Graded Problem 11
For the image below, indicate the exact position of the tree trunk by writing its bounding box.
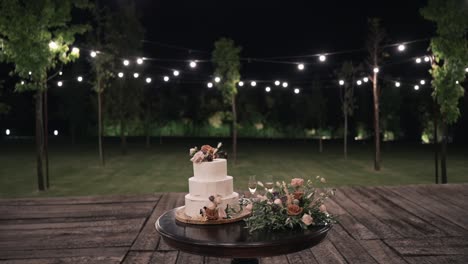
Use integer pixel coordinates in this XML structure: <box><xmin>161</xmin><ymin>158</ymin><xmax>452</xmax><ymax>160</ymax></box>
<box><xmin>121</xmin><ymin>120</ymin><xmax>127</xmax><ymax>155</ymax></box>
<box><xmin>97</xmin><ymin>90</ymin><xmax>105</xmax><ymax>166</ymax></box>
<box><xmin>372</xmin><ymin>71</ymin><xmax>381</xmax><ymax>171</ymax></box>
<box><xmin>70</xmin><ymin>122</ymin><xmax>76</xmax><ymax>146</ymax></box>
<box><xmin>35</xmin><ymin>90</ymin><xmax>45</xmax><ymax>191</ymax></box>
<box><xmin>231</xmin><ymin>95</ymin><xmax>237</xmax><ymax>164</ymax></box>
<box><xmin>440</xmin><ymin>121</ymin><xmax>447</xmax><ymax>184</ymax></box>
<box><xmin>433</xmin><ymin>107</ymin><xmax>439</xmax><ymax>184</ymax></box>
<box><xmin>344</xmin><ymin>110</ymin><xmax>348</xmax><ymax>160</ymax></box>
<box><xmin>319</xmin><ymin>137</ymin><xmax>323</xmax><ymax>153</ymax></box>
<box><xmin>44</xmin><ymin>87</ymin><xmax>49</xmax><ymax>189</ymax></box>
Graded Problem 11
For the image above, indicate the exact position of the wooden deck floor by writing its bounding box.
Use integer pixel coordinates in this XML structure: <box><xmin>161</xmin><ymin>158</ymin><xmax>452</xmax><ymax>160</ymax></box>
<box><xmin>1</xmin><ymin>184</ymin><xmax>467</xmax><ymax>264</ymax></box>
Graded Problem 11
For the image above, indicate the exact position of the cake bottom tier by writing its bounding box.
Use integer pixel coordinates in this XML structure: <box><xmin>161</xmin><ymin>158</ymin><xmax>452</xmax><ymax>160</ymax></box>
<box><xmin>184</xmin><ymin>192</ymin><xmax>239</xmax><ymax>218</ymax></box>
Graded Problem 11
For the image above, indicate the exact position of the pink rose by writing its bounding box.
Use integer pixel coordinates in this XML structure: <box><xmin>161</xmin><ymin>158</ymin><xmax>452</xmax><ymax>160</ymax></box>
<box><xmin>245</xmin><ymin>203</ymin><xmax>253</xmax><ymax>212</ymax></box>
<box><xmin>301</xmin><ymin>214</ymin><xmax>314</xmax><ymax>226</ymax></box>
<box><xmin>218</xmin><ymin>208</ymin><xmax>227</xmax><ymax>219</ymax></box>
<box><xmin>190</xmin><ymin>151</ymin><xmax>205</xmax><ymax>163</ymax></box>
<box><xmin>274</xmin><ymin>198</ymin><xmax>283</xmax><ymax>207</ymax></box>
<box><xmin>319</xmin><ymin>204</ymin><xmax>327</xmax><ymax>213</ymax></box>
<box><xmin>291</xmin><ymin>178</ymin><xmax>304</xmax><ymax>187</ymax></box>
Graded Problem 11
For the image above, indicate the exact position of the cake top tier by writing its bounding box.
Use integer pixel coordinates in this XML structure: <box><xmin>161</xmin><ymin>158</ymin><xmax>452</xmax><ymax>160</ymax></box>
<box><xmin>193</xmin><ymin>158</ymin><xmax>228</xmax><ymax>181</ymax></box>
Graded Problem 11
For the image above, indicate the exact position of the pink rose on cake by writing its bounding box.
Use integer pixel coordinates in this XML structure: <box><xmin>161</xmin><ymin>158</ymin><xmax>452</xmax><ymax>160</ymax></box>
<box><xmin>190</xmin><ymin>151</ymin><xmax>205</xmax><ymax>163</ymax></box>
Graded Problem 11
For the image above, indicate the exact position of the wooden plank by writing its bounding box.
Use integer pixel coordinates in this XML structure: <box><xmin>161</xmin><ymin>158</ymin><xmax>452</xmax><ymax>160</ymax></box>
<box><xmin>0</xmin><ymin>247</ymin><xmax>127</xmax><ymax>260</ymax></box>
<box><xmin>387</xmin><ymin>186</ymin><xmax>468</xmax><ymax>230</ymax></box>
<box><xmin>405</xmin><ymin>255</ymin><xmax>468</xmax><ymax>264</ymax></box>
<box><xmin>157</xmin><ymin>193</ymin><xmax>186</xmax><ymax>251</ymax></box>
<box><xmin>384</xmin><ymin>237</ymin><xmax>468</xmax><ymax>256</ymax></box>
<box><xmin>0</xmin><ymin>202</ymin><xmax>155</xmax><ymax>220</ymax></box>
<box><xmin>131</xmin><ymin>193</ymin><xmax>181</xmax><ymax>251</ymax></box>
<box><xmin>0</xmin><ymin>218</ymin><xmax>144</xmax><ymax>231</ymax></box>
<box><xmin>0</xmin><ymin>256</ymin><xmax>122</xmax><ymax>264</ymax></box>
<box><xmin>417</xmin><ymin>185</ymin><xmax>468</xmax><ymax>211</ymax></box>
<box><xmin>347</xmin><ymin>186</ymin><xmax>446</xmax><ymax>238</ymax></box>
<box><xmin>358</xmin><ymin>240</ymin><xmax>407</xmax><ymax>264</ymax></box>
<box><xmin>325</xmin><ymin>224</ymin><xmax>377</xmax><ymax>264</ymax></box>
<box><xmin>287</xmin><ymin>248</ymin><xmax>319</xmax><ymax>264</ymax></box>
<box><xmin>176</xmin><ymin>252</ymin><xmax>204</xmax><ymax>264</ymax></box>
<box><xmin>121</xmin><ymin>251</ymin><xmax>154</xmax><ymax>264</ymax></box>
<box><xmin>0</xmin><ymin>194</ymin><xmax>161</xmax><ymax>206</ymax></box>
<box><xmin>331</xmin><ymin>188</ymin><xmax>402</xmax><ymax>239</ymax></box>
<box><xmin>148</xmin><ymin>251</ymin><xmax>178</xmax><ymax>264</ymax></box>
<box><xmin>204</xmin><ymin>257</ymin><xmax>231</xmax><ymax>264</ymax></box>
<box><xmin>259</xmin><ymin>256</ymin><xmax>289</xmax><ymax>264</ymax></box>
<box><xmin>310</xmin><ymin>239</ymin><xmax>346</xmax><ymax>264</ymax></box>
<box><xmin>374</xmin><ymin>186</ymin><xmax>468</xmax><ymax>236</ymax></box>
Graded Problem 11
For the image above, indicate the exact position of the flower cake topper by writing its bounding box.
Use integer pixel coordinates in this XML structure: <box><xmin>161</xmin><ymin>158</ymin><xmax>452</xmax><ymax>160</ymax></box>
<box><xmin>189</xmin><ymin>142</ymin><xmax>227</xmax><ymax>163</ymax></box>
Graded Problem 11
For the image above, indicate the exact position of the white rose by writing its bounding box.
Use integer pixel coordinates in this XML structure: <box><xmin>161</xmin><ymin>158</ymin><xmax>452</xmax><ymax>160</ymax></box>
<box><xmin>301</xmin><ymin>214</ymin><xmax>314</xmax><ymax>226</ymax></box>
<box><xmin>274</xmin><ymin>198</ymin><xmax>283</xmax><ymax>207</ymax></box>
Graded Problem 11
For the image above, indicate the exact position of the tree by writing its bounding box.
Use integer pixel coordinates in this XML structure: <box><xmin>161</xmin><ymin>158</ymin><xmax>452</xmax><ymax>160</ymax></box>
<box><xmin>421</xmin><ymin>0</ymin><xmax>467</xmax><ymax>183</ymax></box>
<box><xmin>337</xmin><ymin>62</ymin><xmax>359</xmax><ymax>160</ymax></box>
<box><xmin>0</xmin><ymin>81</ymin><xmax>10</xmax><ymax>115</ymax></box>
<box><xmin>366</xmin><ymin>18</ymin><xmax>386</xmax><ymax>171</ymax></box>
<box><xmin>212</xmin><ymin>38</ymin><xmax>242</xmax><ymax>163</ymax></box>
<box><xmin>0</xmin><ymin>0</ymin><xmax>90</xmax><ymax>191</ymax></box>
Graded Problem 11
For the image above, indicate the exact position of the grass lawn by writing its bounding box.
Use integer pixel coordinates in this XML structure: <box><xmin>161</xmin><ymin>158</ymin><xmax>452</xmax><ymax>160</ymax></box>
<box><xmin>1</xmin><ymin>138</ymin><xmax>467</xmax><ymax>198</ymax></box>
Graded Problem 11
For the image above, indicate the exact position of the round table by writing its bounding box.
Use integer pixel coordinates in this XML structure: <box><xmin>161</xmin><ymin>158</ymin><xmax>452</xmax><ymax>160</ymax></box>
<box><xmin>155</xmin><ymin>207</ymin><xmax>331</xmax><ymax>264</ymax></box>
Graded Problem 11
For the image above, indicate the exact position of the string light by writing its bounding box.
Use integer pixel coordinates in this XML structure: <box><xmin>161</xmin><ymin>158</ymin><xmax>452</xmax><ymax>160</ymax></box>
<box><xmin>339</xmin><ymin>80</ymin><xmax>344</xmax><ymax>86</ymax></box>
<box><xmin>136</xmin><ymin>58</ymin><xmax>144</xmax><ymax>64</ymax></box>
<box><xmin>90</xmin><ymin>51</ymin><xmax>97</xmax><ymax>58</ymax></box>
<box><xmin>163</xmin><ymin>76</ymin><xmax>170</xmax><ymax>82</ymax></box>
<box><xmin>214</xmin><ymin>76</ymin><xmax>221</xmax><ymax>83</ymax></box>
<box><xmin>146</xmin><ymin>77</ymin><xmax>152</xmax><ymax>83</ymax></box>
<box><xmin>282</xmin><ymin>82</ymin><xmax>288</xmax><ymax>88</ymax></box>
<box><xmin>54</xmin><ymin>130</ymin><xmax>59</xmax><ymax>136</ymax></box>
<box><xmin>265</xmin><ymin>86</ymin><xmax>271</xmax><ymax>92</ymax></box>
<box><xmin>123</xmin><ymin>60</ymin><xmax>130</xmax><ymax>66</ymax></box>
<box><xmin>118</xmin><ymin>72</ymin><xmax>124</xmax><ymax>78</ymax></box>
<box><xmin>424</xmin><ymin>56</ymin><xmax>430</xmax><ymax>62</ymax></box>
<box><xmin>456</xmin><ymin>81</ymin><xmax>459</xmax><ymax>84</ymax></box>
<box><xmin>373</xmin><ymin>67</ymin><xmax>379</xmax><ymax>73</ymax></box>
<box><xmin>414</xmin><ymin>85</ymin><xmax>419</xmax><ymax>90</ymax></box>
<box><xmin>207</xmin><ymin>82</ymin><xmax>213</xmax><ymax>88</ymax></box>
<box><xmin>294</xmin><ymin>88</ymin><xmax>300</xmax><ymax>94</ymax></box>
<box><xmin>397</xmin><ymin>44</ymin><xmax>406</xmax><ymax>51</ymax></box>
<box><xmin>274</xmin><ymin>80</ymin><xmax>280</xmax><ymax>86</ymax></box>
<box><xmin>465</xmin><ymin>67</ymin><xmax>468</xmax><ymax>72</ymax></box>
<box><xmin>59</xmin><ymin>71</ymin><xmax>63</xmax><ymax>76</ymax></box>
<box><xmin>395</xmin><ymin>82</ymin><xmax>401</xmax><ymax>87</ymax></box>
<box><xmin>416</xmin><ymin>58</ymin><xmax>422</xmax><ymax>63</ymax></box>
<box><xmin>21</xmin><ymin>81</ymin><xmax>25</xmax><ymax>85</ymax></box>
<box><xmin>5</xmin><ymin>129</ymin><xmax>10</xmax><ymax>136</ymax></box>
<box><xmin>71</xmin><ymin>47</ymin><xmax>79</xmax><ymax>55</ymax></box>
<box><xmin>173</xmin><ymin>70</ymin><xmax>180</xmax><ymax>76</ymax></box>
<box><xmin>420</xmin><ymin>80</ymin><xmax>425</xmax><ymax>85</ymax></box>
<box><xmin>28</xmin><ymin>71</ymin><xmax>32</xmax><ymax>75</ymax></box>
<box><xmin>133</xmin><ymin>73</ymin><xmax>139</xmax><ymax>78</ymax></box>
<box><xmin>363</xmin><ymin>77</ymin><xmax>369</xmax><ymax>82</ymax></box>
<box><xmin>357</xmin><ymin>80</ymin><xmax>362</xmax><ymax>86</ymax></box>
<box><xmin>189</xmin><ymin>61</ymin><xmax>197</xmax><ymax>68</ymax></box>
<box><xmin>57</xmin><ymin>81</ymin><xmax>63</xmax><ymax>87</ymax></box>
<box><xmin>238</xmin><ymin>81</ymin><xmax>244</xmax><ymax>87</ymax></box>
<box><xmin>251</xmin><ymin>81</ymin><xmax>257</xmax><ymax>87</ymax></box>
<box><xmin>48</xmin><ymin>41</ymin><xmax>58</xmax><ymax>50</ymax></box>
<box><xmin>77</xmin><ymin>76</ymin><xmax>83</xmax><ymax>82</ymax></box>
<box><xmin>297</xmin><ymin>63</ymin><xmax>305</xmax><ymax>70</ymax></box>
<box><xmin>319</xmin><ymin>55</ymin><xmax>326</xmax><ymax>62</ymax></box>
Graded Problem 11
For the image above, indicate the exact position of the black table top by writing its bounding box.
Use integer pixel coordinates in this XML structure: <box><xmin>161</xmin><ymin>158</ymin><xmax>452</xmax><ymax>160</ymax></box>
<box><xmin>155</xmin><ymin>207</ymin><xmax>331</xmax><ymax>258</ymax></box>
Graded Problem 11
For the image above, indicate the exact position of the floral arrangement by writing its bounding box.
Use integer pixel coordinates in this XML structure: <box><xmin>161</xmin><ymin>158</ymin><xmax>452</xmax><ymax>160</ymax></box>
<box><xmin>189</xmin><ymin>142</ymin><xmax>227</xmax><ymax>163</ymax></box>
<box><xmin>198</xmin><ymin>195</ymin><xmax>238</xmax><ymax>221</ymax></box>
<box><xmin>244</xmin><ymin>176</ymin><xmax>336</xmax><ymax>233</ymax></box>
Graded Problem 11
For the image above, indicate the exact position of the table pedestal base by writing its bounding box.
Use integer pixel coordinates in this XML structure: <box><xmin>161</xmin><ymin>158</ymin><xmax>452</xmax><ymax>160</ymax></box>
<box><xmin>231</xmin><ymin>258</ymin><xmax>259</xmax><ymax>264</ymax></box>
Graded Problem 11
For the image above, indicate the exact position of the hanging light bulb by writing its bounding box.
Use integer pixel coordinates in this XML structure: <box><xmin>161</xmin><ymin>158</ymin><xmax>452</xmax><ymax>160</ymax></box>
<box><xmin>146</xmin><ymin>77</ymin><xmax>152</xmax><ymax>83</ymax></box>
<box><xmin>189</xmin><ymin>61</ymin><xmax>197</xmax><ymax>68</ymax></box>
<box><xmin>48</xmin><ymin>41</ymin><xmax>58</xmax><ymax>50</ymax></box>
<box><xmin>414</xmin><ymin>85</ymin><xmax>420</xmax><ymax>90</ymax></box>
<box><xmin>274</xmin><ymin>80</ymin><xmax>280</xmax><ymax>86</ymax></box>
<box><xmin>373</xmin><ymin>67</ymin><xmax>379</xmax><ymax>73</ymax></box>
<box><xmin>415</xmin><ymin>58</ymin><xmax>422</xmax><ymax>63</ymax></box>
<box><xmin>395</xmin><ymin>82</ymin><xmax>401</xmax><ymax>87</ymax></box>
<box><xmin>397</xmin><ymin>44</ymin><xmax>405</xmax><ymax>51</ymax></box>
<box><xmin>136</xmin><ymin>58</ymin><xmax>144</xmax><ymax>64</ymax></box>
<box><xmin>424</xmin><ymin>56</ymin><xmax>430</xmax><ymax>62</ymax></box>
<box><xmin>90</xmin><ymin>51</ymin><xmax>97</xmax><ymax>58</ymax></box>
<box><xmin>5</xmin><ymin>129</ymin><xmax>10</xmax><ymax>136</ymax></box>
<box><xmin>465</xmin><ymin>67</ymin><xmax>468</xmax><ymax>72</ymax></box>
<box><xmin>319</xmin><ymin>55</ymin><xmax>326</xmax><ymax>62</ymax></box>
<box><xmin>207</xmin><ymin>82</ymin><xmax>213</xmax><ymax>88</ymax></box>
<box><xmin>363</xmin><ymin>77</ymin><xmax>369</xmax><ymax>82</ymax></box>
<box><xmin>238</xmin><ymin>81</ymin><xmax>244</xmax><ymax>87</ymax></box>
<box><xmin>294</xmin><ymin>88</ymin><xmax>300</xmax><ymax>94</ymax></box>
<box><xmin>123</xmin><ymin>59</ymin><xmax>130</xmax><ymax>66</ymax></box>
<box><xmin>420</xmin><ymin>80</ymin><xmax>425</xmax><ymax>85</ymax></box>
<box><xmin>77</xmin><ymin>76</ymin><xmax>83</xmax><ymax>82</ymax></box>
<box><xmin>250</xmin><ymin>81</ymin><xmax>257</xmax><ymax>87</ymax></box>
<box><xmin>265</xmin><ymin>86</ymin><xmax>271</xmax><ymax>92</ymax></box>
<box><xmin>456</xmin><ymin>81</ymin><xmax>459</xmax><ymax>84</ymax></box>
<box><xmin>71</xmin><ymin>47</ymin><xmax>79</xmax><ymax>55</ymax></box>
<box><xmin>54</xmin><ymin>130</ymin><xmax>59</xmax><ymax>136</ymax></box>
<box><xmin>57</xmin><ymin>81</ymin><xmax>63</xmax><ymax>87</ymax></box>
<box><xmin>214</xmin><ymin>76</ymin><xmax>221</xmax><ymax>83</ymax></box>
<box><xmin>21</xmin><ymin>81</ymin><xmax>25</xmax><ymax>85</ymax></box>
<box><xmin>118</xmin><ymin>72</ymin><xmax>124</xmax><ymax>78</ymax></box>
<box><xmin>357</xmin><ymin>80</ymin><xmax>362</xmax><ymax>86</ymax></box>
<box><xmin>339</xmin><ymin>80</ymin><xmax>345</xmax><ymax>86</ymax></box>
<box><xmin>163</xmin><ymin>76</ymin><xmax>170</xmax><ymax>82</ymax></box>
<box><xmin>173</xmin><ymin>70</ymin><xmax>180</xmax><ymax>76</ymax></box>
<box><xmin>297</xmin><ymin>63</ymin><xmax>305</xmax><ymax>70</ymax></box>
<box><xmin>133</xmin><ymin>73</ymin><xmax>139</xmax><ymax>78</ymax></box>
<box><xmin>282</xmin><ymin>82</ymin><xmax>288</xmax><ymax>88</ymax></box>
<box><xmin>59</xmin><ymin>71</ymin><xmax>63</xmax><ymax>76</ymax></box>
<box><xmin>28</xmin><ymin>71</ymin><xmax>32</xmax><ymax>75</ymax></box>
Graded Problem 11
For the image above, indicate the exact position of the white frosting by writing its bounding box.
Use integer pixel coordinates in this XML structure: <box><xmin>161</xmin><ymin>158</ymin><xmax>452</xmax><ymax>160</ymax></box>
<box><xmin>184</xmin><ymin>192</ymin><xmax>239</xmax><ymax>218</ymax></box>
<box><xmin>193</xmin><ymin>159</ymin><xmax>227</xmax><ymax>181</ymax></box>
<box><xmin>189</xmin><ymin>176</ymin><xmax>234</xmax><ymax>197</ymax></box>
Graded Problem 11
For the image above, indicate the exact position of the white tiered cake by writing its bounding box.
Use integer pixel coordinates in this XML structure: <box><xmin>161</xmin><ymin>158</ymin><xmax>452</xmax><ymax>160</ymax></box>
<box><xmin>184</xmin><ymin>159</ymin><xmax>239</xmax><ymax>218</ymax></box>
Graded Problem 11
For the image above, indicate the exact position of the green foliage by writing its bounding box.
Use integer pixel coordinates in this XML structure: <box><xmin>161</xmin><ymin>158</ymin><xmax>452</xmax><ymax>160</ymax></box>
<box><xmin>212</xmin><ymin>38</ymin><xmax>242</xmax><ymax>105</ymax></box>
<box><xmin>0</xmin><ymin>0</ymin><xmax>91</xmax><ymax>91</ymax></box>
<box><xmin>380</xmin><ymin>82</ymin><xmax>402</xmax><ymax>139</ymax></box>
<box><xmin>337</xmin><ymin>61</ymin><xmax>359</xmax><ymax>116</ymax></box>
<box><xmin>0</xmin><ymin>81</ymin><xmax>10</xmax><ymax>115</ymax></box>
<box><xmin>420</xmin><ymin>0</ymin><xmax>468</xmax><ymax>124</ymax></box>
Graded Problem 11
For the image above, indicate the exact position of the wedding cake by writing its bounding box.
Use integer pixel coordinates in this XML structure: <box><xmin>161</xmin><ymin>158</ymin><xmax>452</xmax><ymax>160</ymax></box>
<box><xmin>185</xmin><ymin>143</ymin><xmax>239</xmax><ymax>220</ymax></box>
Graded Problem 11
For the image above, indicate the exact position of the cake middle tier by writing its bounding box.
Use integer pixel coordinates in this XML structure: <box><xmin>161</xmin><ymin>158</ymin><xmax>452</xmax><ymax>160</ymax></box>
<box><xmin>188</xmin><ymin>176</ymin><xmax>234</xmax><ymax>197</ymax></box>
